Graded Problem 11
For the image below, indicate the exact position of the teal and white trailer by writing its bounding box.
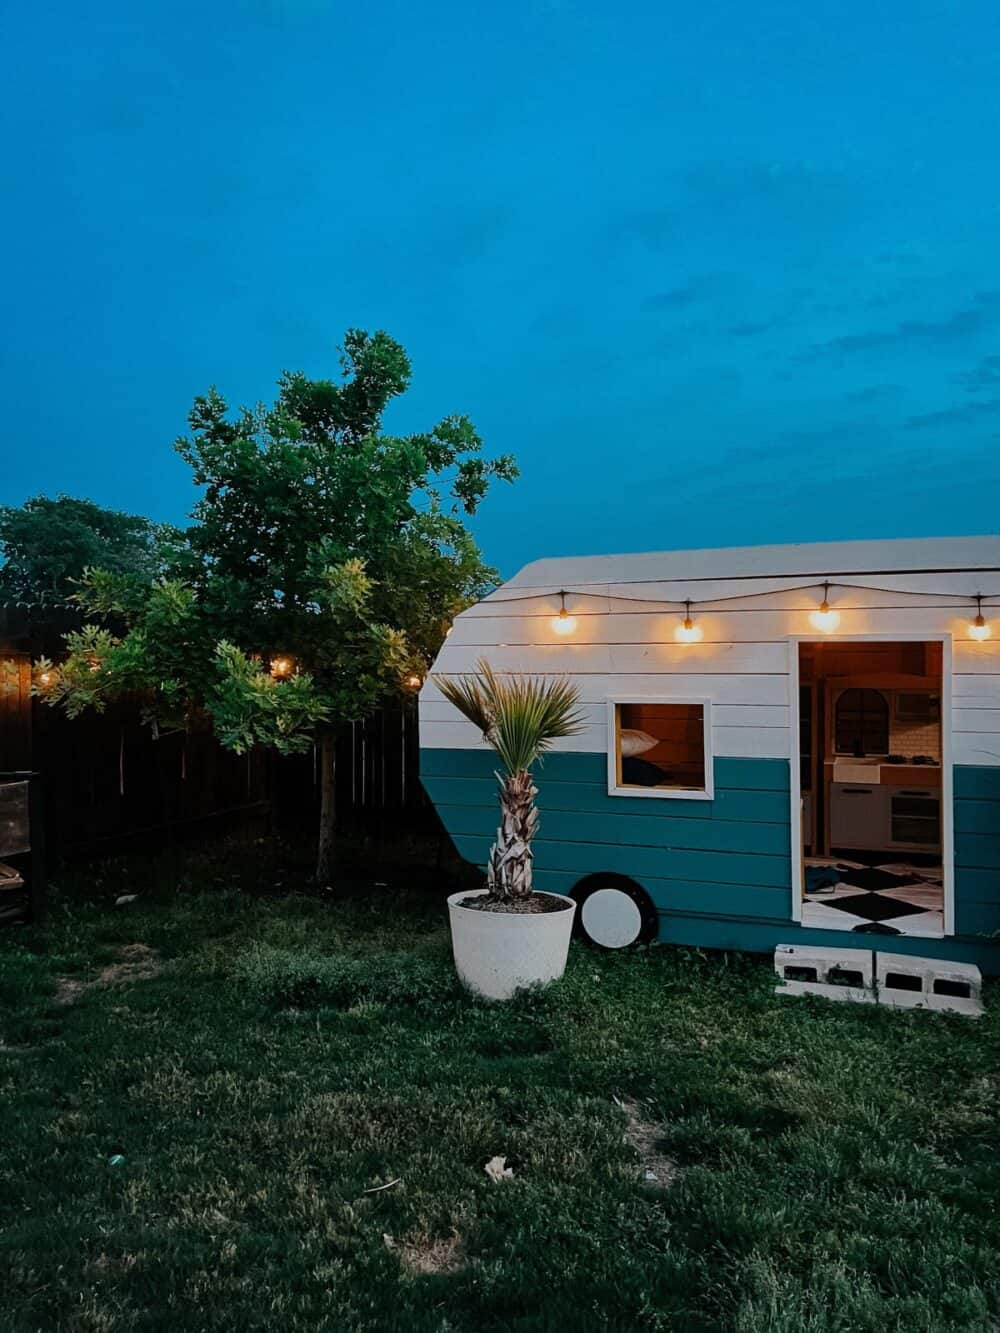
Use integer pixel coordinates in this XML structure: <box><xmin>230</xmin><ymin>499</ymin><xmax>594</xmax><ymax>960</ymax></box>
<box><xmin>420</xmin><ymin>537</ymin><xmax>1000</xmax><ymax>974</ymax></box>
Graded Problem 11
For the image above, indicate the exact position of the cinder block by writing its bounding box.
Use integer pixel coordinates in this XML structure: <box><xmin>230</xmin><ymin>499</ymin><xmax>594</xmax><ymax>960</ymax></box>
<box><xmin>876</xmin><ymin>952</ymin><xmax>984</xmax><ymax>1017</ymax></box>
<box><xmin>774</xmin><ymin>944</ymin><xmax>876</xmax><ymax>1004</ymax></box>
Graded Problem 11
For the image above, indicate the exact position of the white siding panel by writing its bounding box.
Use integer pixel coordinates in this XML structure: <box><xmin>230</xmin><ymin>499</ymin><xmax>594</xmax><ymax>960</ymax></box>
<box><xmin>420</xmin><ymin>718</ymin><xmax>607</xmax><ymax>752</ymax></box>
<box><xmin>953</xmin><ymin>642</ymin><xmax>1000</xmax><ymax>672</ymax></box>
<box><xmin>952</xmin><ymin>675</ymin><xmax>1000</xmax><ymax>708</ymax></box>
<box><xmin>436</xmin><ymin>641</ymin><xmax>791</xmax><ymax>676</ymax></box>
<box><xmin>420</xmin><ymin>701</ymin><xmax>790</xmax><ymax>731</ymax></box>
<box><xmin>423</xmin><ymin>673</ymin><xmax>790</xmax><ymax>707</ymax></box>
<box><xmin>421</xmin><ymin>712</ymin><xmax>791</xmax><ymax>759</ymax></box>
<box><xmin>450</xmin><ymin>607</ymin><xmax>986</xmax><ymax>646</ymax></box>
<box><xmin>712</xmin><ymin>727</ymin><xmax>790</xmax><ymax>759</ymax></box>
<box><xmin>954</xmin><ymin>709</ymin><xmax>1000</xmax><ymax>734</ymax></box>
<box><xmin>954</xmin><ymin>733</ymin><xmax>1000</xmax><ymax>765</ymax></box>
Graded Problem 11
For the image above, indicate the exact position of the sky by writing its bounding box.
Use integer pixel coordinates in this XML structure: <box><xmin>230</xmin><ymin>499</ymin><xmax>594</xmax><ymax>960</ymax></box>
<box><xmin>3</xmin><ymin>0</ymin><xmax>1000</xmax><ymax>578</ymax></box>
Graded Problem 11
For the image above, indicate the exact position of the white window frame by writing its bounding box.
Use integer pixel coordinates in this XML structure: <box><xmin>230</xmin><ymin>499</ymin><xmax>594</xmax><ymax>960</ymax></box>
<box><xmin>606</xmin><ymin>696</ymin><xmax>715</xmax><ymax>801</ymax></box>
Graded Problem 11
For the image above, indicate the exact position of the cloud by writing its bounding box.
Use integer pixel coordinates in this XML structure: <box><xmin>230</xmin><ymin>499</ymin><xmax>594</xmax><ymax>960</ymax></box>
<box><xmin>729</xmin><ymin>320</ymin><xmax>773</xmax><ymax>337</ymax></box>
<box><xmin>602</xmin><ymin>208</ymin><xmax>676</xmax><ymax>249</ymax></box>
<box><xmin>642</xmin><ymin>286</ymin><xmax>701</xmax><ymax>312</ymax></box>
<box><xmin>905</xmin><ymin>398</ymin><xmax>1000</xmax><ymax>429</ymax></box>
<box><xmin>957</xmin><ymin>354</ymin><xmax>1000</xmax><ymax>393</ymax></box>
<box><xmin>809</xmin><ymin>291</ymin><xmax>1000</xmax><ymax>355</ymax></box>
<box><xmin>678</xmin><ymin>159</ymin><xmax>840</xmax><ymax>208</ymax></box>
<box><xmin>845</xmin><ymin>384</ymin><xmax>904</xmax><ymax>403</ymax></box>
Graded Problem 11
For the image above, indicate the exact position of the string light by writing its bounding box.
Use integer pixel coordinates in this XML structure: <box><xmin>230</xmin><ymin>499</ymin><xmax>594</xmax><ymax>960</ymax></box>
<box><xmin>675</xmin><ymin>600</ymin><xmax>702</xmax><ymax>643</ymax></box>
<box><xmin>404</xmin><ymin>673</ymin><xmax>423</xmax><ymax>689</ymax></box>
<box><xmin>970</xmin><ymin>595</ymin><xmax>991</xmax><ymax>641</ymax></box>
<box><xmin>551</xmin><ymin>590</ymin><xmax>577</xmax><ymax>636</ymax></box>
<box><xmin>810</xmin><ymin>583</ymin><xmax>840</xmax><ymax>632</ymax></box>
<box><xmin>38</xmin><ymin>670</ymin><xmax>53</xmax><ymax>687</ymax></box>
<box><xmin>269</xmin><ymin>656</ymin><xmax>294</xmax><ymax>680</ymax></box>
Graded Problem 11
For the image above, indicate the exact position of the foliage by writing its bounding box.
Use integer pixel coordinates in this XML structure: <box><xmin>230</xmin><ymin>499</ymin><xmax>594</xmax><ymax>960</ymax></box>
<box><xmin>437</xmin><ymin>659</ymin><xmax>585</xmax><ymax>774</ymax></box>
<box><xmin>39</xmin><ymin>331</ymin><xmax>517</xmax><ymax>868</ymax></box>
<box><xmin>0</xmin><ymin>879</ymin><xmax>997</xmax><ymax>1331</ymax></box>
<box><xmin>437</xmin><ymin>662</ymin><xmax>584</xmax><ymax>899</ymax></box>
<box><xmin>0</xmin><ymin>494</ymin><xmax>170</xmax><ymax>603</ymax></box>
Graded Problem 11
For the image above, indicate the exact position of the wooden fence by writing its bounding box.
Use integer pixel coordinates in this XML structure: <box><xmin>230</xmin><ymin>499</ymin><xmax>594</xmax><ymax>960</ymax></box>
<box><xmin>0</xmin><ymin>605</ymin><xmax>451</xmax><ymax>870</ymax></box>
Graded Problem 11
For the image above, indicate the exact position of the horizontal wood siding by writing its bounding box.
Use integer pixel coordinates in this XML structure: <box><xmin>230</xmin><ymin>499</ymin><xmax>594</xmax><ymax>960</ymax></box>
<box><xmin>953</xmin><ymin>765</ymin><xmax>1000</xmax><ymax>940</ymax></box>
<box><xmin>424</xmin><ymin>751</ymin><xmax>793</xmax><ymax>907</ymax></box>
<box><xmin>421</xmin><ymin>747</ymin><xmax>1000</xmax><ymax>968</ymax></box>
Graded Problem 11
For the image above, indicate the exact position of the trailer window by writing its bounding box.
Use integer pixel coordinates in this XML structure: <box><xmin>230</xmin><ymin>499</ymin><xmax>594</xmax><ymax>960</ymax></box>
<box><xmin>608</xmin><ymin>700</ymin><xmax>713</xmax><ymax>800</ymax></box>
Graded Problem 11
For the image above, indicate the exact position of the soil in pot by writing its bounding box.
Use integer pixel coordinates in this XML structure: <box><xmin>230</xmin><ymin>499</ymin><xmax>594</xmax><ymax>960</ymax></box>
<box><xmin>456</xmin><ymin>892</ymin><xmax>569</xmax><ymax>915</ymax></box>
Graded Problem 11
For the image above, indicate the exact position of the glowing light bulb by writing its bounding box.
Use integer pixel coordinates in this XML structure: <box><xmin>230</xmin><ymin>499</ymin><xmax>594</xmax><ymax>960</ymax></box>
<box><xmin>404</xmin><ymin>674</ymin><xmax>423</xmax><ymax>689</ymax></box>
<box><xmin>269</xmin><ymin>656</ymin><xmax>294</xmax><ymax>680</ymax></box>
<box><xmin>551</xmin><ymin>591</ymin><xmax>576</xmax><ymax>635</ymax></box>
<box><xmin>38</xmin><ymin>671</ymin><xmax>52</xmax><ymax>687</ymax></box>
<box><xmin>970</xmin><ymin>596</ymin><xmax>991</xmax><ymax>641</ymax></box>
<box><xmin>675</xmin><ymin>601</ymin><xmax>702</xmax><ymax>643</ymax></box>
<box><xmin>810</xmin><ymin>583</ymin><xmax>839</xmax><ymax>632</ymax></box>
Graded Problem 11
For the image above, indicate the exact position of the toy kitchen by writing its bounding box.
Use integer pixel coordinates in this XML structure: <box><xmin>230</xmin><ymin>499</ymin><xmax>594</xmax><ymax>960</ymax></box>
<box><xmin>800</xmin><ymin>642</ymin><xmax>944</xmax><ymax>859</ymax></box>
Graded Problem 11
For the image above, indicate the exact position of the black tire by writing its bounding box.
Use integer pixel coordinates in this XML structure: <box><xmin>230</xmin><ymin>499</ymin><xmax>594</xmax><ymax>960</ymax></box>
<box><xmin>570</xmin><ymin>873</ymin><xmax>658</xmax><ymax>950</ymax></box>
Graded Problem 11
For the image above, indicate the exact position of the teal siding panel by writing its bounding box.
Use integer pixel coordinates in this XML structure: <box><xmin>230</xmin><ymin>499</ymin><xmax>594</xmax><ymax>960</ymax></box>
<box><xmin>420</xmin><ymin>749</ymin><xmax>790</xmax><ymax>793</ymax></box>
<box><xmin>953</xmin><ymin>867</ymin><xmax>1000</xmax><ymax>904</ymax></box>
<box><xmin>953</xmin><ymin>799</ymin><xmax>1000</xmax><ymax>835</ymax></box>
<box><xmin>954</xmin><ymin>767</ymin><xmax>1000</xmax><ymax>934</ymax></box>
<box><xmin>451</xmin><ymin>833</ymin><xmax>792</xmax><ymax>889</ymax></box>
<box><xmin>714</xmin><ymin>757</ymin><xmax>790</xmax><ymax>791</ymax></box>
<box><xmin>954</xmin><ymin>831</ymin><xmax>1000</xmax><ymax>870</ymax></box>
<box><xmin>953</xmin><ymin>902</ymin><xmax>1000</xmax><ymax>934</ymax></box>
<box><xmin>437</xmin><ymin>803</ymin><xmax>790</xmax><ymax>856</ymax></box>
<box><xmin>423</xmin><ymin>775</ymin><xmax>791</xmax><ymax>824</ymax></box>
<box><xmin>532</xmin><ymin>867</ymin><xmax>792</xmax><ymax>920</ymax></box>
<box><xmin>954</xmin><ymin>766</ymin><xmax>1000</xmax><ymax>800</ymax></box>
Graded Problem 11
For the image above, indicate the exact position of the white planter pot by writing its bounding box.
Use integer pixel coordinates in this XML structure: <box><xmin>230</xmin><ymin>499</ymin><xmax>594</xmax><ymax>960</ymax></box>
<box><xmin>447</xmin><ymin>889</ymin><xmax>577</xmax><ymax>1000</ymax></box>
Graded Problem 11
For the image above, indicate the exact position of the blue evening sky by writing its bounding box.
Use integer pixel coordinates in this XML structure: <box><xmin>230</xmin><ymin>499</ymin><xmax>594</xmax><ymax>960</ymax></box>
<box><xmin>3</xmin><ymin>1</ymin><xmax>1000</xmax><ymax>576</ymax></box>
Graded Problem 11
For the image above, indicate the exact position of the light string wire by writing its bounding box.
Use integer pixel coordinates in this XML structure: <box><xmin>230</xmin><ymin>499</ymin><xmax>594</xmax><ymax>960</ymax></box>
<box><xmin>475</xmin><ymin>578</ymin><xmax>998</xmax><ymax>613</ymax></box>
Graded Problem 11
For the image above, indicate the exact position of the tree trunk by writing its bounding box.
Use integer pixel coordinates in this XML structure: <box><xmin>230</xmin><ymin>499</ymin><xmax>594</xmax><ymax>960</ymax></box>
<box><xmin>487</xmin><ymin>769</ymin><xmax>539</xmax><ymax>901</ymax></box>
<box><xmin>316</xmin><ymin>734</ymin><xmax>336</xmax><ymax>886</ymax></box>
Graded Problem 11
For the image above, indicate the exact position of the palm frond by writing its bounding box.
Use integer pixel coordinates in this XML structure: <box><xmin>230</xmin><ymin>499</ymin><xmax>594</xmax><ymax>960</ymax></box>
<box><xmin>436</xmin><ymin>659</ymin><xmax>585</xmax><ymax>774</ymax></box>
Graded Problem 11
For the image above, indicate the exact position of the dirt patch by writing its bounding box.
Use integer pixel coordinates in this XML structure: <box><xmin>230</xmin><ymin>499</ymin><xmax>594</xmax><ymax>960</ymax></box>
<box><xmin>55</xmin><ymin>944</ymin><xmax>163</xmax><ymax>1006</ymax></box>
<box><xmin>385</xmin><ymin>1231</ymin><xmax>465</xmax><ymax>1277</ymax></box>
<box><xmin>615</xmin><ymin>1095</ymin><xmax>678</xmax><ymax>1189</ymax></box>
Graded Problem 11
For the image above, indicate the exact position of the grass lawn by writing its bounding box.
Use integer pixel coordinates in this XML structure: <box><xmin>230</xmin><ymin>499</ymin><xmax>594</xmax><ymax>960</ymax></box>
<box><xmin>2</xmin><ymin>865</ymin><xmax>998</xmax><ymax>1332</ymax></box>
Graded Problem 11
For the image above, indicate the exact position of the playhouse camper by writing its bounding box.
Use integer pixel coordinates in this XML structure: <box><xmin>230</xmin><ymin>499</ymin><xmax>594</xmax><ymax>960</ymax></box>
<box><xmin>420</xmin><ymin>537</ymin><xmax>1000</xmax><ymax>974</ymax></box>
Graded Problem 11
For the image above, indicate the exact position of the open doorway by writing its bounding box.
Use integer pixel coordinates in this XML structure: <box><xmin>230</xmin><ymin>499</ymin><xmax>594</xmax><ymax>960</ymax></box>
<box><xmin>795</xmin><ymin>639</ymin><xmax>947</xmax><ymax>939</ymax></box>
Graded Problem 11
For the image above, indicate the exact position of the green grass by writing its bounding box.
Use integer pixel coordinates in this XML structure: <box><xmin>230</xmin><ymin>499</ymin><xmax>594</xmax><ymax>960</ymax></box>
<box><xmin>1</xmin><ymin>867</ymin><xmax>998</xmax><ymax>1332</ymax></box>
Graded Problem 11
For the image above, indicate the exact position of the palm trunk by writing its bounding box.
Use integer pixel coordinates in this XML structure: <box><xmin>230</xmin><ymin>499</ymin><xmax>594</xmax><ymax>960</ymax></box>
<box><xmin>316</xmin><ymin>734</ymin><xmax>336</xmax><ymax>886</ymax></box>
<box><xmin>487</xmin><ymin>769</ymin><xmax>539</xmax><ymax>901</ymax></box>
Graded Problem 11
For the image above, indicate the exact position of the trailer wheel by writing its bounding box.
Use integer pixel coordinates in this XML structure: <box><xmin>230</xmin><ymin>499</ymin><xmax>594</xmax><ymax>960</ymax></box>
<box><xmin>570</xmin><ymin>874</ymin><xmax>658</xmax><ymax>950</ymax></box>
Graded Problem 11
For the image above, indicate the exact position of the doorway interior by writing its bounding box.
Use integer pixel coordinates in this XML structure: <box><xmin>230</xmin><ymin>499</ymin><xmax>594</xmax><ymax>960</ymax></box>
<box><xmin>795</xmin><ymin>639</ymin><xmax>947</xmax><ymax>939</ymax></box>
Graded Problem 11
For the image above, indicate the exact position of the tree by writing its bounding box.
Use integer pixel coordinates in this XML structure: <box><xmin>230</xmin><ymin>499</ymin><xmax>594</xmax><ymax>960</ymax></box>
<box><xmin>0</xmin><ymin>495</ymin><xmax>169</xmax><ymax>603</ymax></box>
<box><xmin>38</xmin><ymin>330</ymin><xmax>517</xmax><ymax>884</ymax></box>
<box><xmin>436</xmin><ymin>662</ymin><xmax>584</xmax><ymax>902</ymax></box>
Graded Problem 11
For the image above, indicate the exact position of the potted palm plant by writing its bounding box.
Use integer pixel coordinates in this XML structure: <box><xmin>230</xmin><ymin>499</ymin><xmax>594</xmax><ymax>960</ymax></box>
<box><xmin>436</xmin><ymin>661</ymin><xmax>585</xmax><ymax>999</ymax></box>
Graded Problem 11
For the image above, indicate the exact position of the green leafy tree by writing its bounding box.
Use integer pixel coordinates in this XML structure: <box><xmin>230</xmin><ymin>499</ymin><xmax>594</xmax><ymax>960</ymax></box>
<box><xmin>38</xmin><ymin>330</ymin><xmax>517</xmax><ymax>884</ymax></box>
<box><xmin>0</xmin><ymin>495</ymin><xmax>169</xmax><ymax>603</ymax></box>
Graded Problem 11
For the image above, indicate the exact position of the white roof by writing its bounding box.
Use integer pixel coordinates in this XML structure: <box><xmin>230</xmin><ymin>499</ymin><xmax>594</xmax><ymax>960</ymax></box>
<box><xmin>502</xmin><ymin>536</ymin><xmax>1000</xmax><ymax>590</ymax></box>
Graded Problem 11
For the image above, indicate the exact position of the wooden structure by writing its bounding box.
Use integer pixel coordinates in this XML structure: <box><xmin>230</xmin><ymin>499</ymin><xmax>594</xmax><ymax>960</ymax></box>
<box><xmin>420</xmin><ymin>536</ymin><xmax>1000</xmax><ymax>972</ymax></box>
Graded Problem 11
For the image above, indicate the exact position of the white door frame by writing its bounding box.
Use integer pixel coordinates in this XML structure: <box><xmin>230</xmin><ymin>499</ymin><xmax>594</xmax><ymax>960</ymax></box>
<box><xmin>787</xmin><ymin>634</ymin><xmax>954</xmax><ymax>936</ymax></box>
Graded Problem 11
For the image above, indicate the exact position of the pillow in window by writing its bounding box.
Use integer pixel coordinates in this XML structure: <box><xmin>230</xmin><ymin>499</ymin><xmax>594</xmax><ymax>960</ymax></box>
<box><xmin>620</xmin><ymin>728</ymin><xmax>658</xmax><ymax>757</ymax></box>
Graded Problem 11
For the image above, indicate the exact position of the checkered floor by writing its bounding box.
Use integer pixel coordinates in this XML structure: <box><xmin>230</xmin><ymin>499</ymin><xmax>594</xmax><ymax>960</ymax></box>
<box><xmin>801</xmin><ymin>857</ymin><xmax>944</xmax><ymax>938</ymax></box>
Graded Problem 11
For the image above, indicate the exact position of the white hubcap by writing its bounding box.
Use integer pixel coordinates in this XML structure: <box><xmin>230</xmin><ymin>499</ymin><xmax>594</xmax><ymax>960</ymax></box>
<box><xmin>581</xmin><ymin>888</ymin><xmax>643</xmax><ymax>948</ymax></box>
